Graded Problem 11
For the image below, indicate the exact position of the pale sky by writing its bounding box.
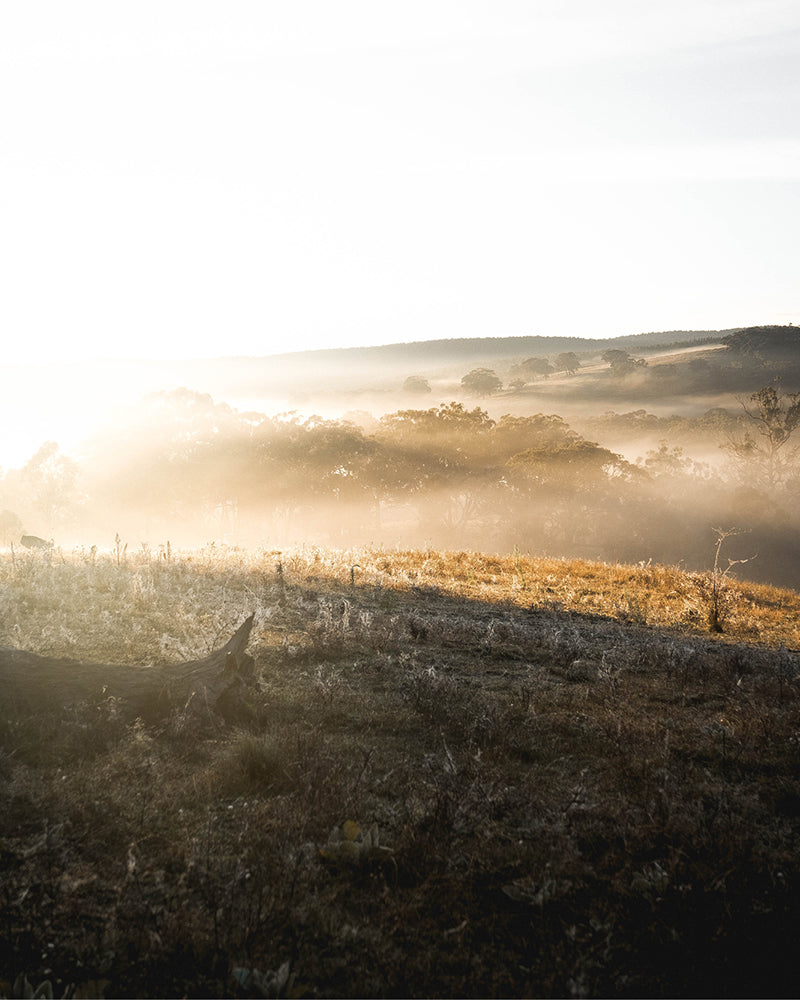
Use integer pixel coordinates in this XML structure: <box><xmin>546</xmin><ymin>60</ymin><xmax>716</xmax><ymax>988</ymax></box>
<box><xmin>1</xmin><ymin>0</ymin><xmax>799</xmax><ymax>364</ymax></box>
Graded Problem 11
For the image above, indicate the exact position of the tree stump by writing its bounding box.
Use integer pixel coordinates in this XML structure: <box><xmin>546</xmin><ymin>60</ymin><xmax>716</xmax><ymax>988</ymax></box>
<box><xmin>1</xmin><ymin>614</ymin><xmax>256</xmax><ymax>722</ymax></box>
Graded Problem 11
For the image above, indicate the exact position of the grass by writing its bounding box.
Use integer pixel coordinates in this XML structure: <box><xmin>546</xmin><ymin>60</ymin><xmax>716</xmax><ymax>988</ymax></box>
<box><xmin>1</xmin><ymin>543</ymin><xmax>799</xmax><ymax>997</ymax></box>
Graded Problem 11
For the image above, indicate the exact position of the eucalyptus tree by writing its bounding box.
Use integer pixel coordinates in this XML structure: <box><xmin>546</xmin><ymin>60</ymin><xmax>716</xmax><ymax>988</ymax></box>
<box><xmin>723</xmin><ymin>385</ymin><xmax>800</xmax><ymax>492</ymax></box>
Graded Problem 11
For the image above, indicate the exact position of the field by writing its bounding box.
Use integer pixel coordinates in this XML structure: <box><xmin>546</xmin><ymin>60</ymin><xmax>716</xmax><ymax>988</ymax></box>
<box><xmin>2</xmin><ymin>543</ymin><xmax>800</xmax><ymax>998</ymax></box>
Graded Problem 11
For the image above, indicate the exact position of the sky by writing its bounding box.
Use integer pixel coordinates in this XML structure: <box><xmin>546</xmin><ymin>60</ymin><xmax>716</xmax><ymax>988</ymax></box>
<box><xmin>1</xmin><ymin>0</ymin><xmax>799</xmax><ymax>364</ymax></box>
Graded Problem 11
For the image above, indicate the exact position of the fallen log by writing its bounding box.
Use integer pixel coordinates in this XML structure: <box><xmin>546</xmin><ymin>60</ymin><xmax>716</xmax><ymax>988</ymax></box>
<box><xmin>1</xmin><ymin>614</ymin><xmax>256</xmax><ymax>722</ymax></box>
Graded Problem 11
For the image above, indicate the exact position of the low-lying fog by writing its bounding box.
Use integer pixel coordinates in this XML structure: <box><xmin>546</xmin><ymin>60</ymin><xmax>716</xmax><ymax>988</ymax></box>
<box><xmin>2</xmin><ymin>330</ymin><xmax>799</xmax><ymax>590</ymax></box>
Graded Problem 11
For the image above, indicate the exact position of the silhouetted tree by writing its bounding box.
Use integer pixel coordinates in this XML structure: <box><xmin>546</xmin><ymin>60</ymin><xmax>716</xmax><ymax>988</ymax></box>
<box><xmin>554</xmin><ymin>352</ymin><xmax>581</xmax><ymax>375</ymax></box>
<box><xmin>505</xmin><ymin>438</ymin><xmax>636</xmax><ymax>552</ymax></box>
<box><xmin>461</xmin><ymin>368</ymin><xmax>502</xmax><ymax>395</ymax></box>
<box><xmin>518</xmin><ymin>357</ymin><xmax>553</xmax><ymax>379</ymax></box>
<box><xmin>402</xmin><ymin>375</ymin><xmax>432</xmax><ymax>395</ymax></box>
<box><xmin>602</xmin><ymin>349</ymin><xmax>647</xmax><ymax>376</ymax></box>
<box><xmin>722</xmin><ymin>326</ymin><xmax>800</xmax><ymax>361</ymax></box>
<box><xmin>492</xmin><ymin>413</ymin><xmax>578</xmax><ymax>457</ymax></box>
<box><xmin>378</xmin><ymin>403</ymin><xmax>496</xmax><ymax>488</ymax></box>
<box><xmin>601</xmin><ymin>349</ymin><xmax>629</xmax><ymax>365</ymax></box>
<box><xmin>377</xmin><ymin>403</ymin><xmax>499</xmax><ymax>533</ymax></box>
<box><xmin>508</xmin><ymin>439</ymin><xmax>633</xmax><ymax>495</ymax></box>
<box><xmin>642</xmin><ymin>441</ymin><xmax>693</xmax><ymax>477</ymax></box>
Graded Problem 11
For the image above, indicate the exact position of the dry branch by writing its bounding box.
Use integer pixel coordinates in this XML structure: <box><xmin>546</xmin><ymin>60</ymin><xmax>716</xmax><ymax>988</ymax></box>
<box><xmin>1</xmin><ymin>614</ymin><xmax>255</xmax><ymax>721</ymax></box>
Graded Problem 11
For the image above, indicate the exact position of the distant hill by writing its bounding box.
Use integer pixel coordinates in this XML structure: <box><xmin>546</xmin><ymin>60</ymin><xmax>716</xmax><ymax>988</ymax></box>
<box><xmin>119</xmin><ymin>325</ymin><xmax>795</xmax><ymax>410</ymax></box>
<box><xmin>238</xmin><ymin>328</ymin><xmax>724</xmax><ymax>368</ymax></box>
<box><xmin>6</xmin><ymin>326</ymin><xmax>788</xmax><ymax>443</ymax></box>
<box><xmin>192</xmin><ymin>328</ymin><xmax>729</xmax><ymax>396</ymax></box>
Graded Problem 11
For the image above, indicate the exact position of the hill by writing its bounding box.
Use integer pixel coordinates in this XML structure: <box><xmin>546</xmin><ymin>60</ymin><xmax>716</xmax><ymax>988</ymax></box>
<box><xmin>1</xmin><ymin>325</ymin><xmax>795</xmax><ymax>472</ymax></box>
<box><xmin>32</xmin><ymin>327</ymin><xmax>725</xmax><ymax>403</ymax></box>
<box><xmin>232</xmin><ymin>327</ymin><xmax>722</xmax><ymax>367</ymax></box>
<box><xmin>2</xmin><ymin>543</ymin><xmax>799</xmax><ymax>998</ymax></box>
<box><xmin>178</xmin><ymin>327</ymin><xmax>727</xmax><ymax>397</ymax></box>
<box><xmin>176</xmin><ymin>324</ymin><xmax>797</xmax><ymax>410</ymax></box>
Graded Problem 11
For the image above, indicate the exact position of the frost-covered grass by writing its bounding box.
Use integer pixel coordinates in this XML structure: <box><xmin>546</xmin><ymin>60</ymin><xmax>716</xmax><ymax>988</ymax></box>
<box><xmin>1</xmin><ymin>544</ymin><xmax>799</xmax><ymax>997</ymax></box>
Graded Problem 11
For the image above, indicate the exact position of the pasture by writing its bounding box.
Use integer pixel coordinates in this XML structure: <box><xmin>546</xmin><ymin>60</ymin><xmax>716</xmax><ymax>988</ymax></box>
<box><xmin>1</xmin><ymin>543</ymin><xmax>799</xmax><ymax>997</ymax></box>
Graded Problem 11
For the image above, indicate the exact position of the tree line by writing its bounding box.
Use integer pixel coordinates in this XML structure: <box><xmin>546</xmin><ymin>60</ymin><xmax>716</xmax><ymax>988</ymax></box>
<box><xmin>2</xmin><ymin>384</ymin><xmax>799</xmax><ymax>587</ymax></box>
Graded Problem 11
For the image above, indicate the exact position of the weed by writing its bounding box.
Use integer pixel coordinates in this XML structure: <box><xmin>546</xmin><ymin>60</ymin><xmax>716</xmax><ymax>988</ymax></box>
<box><xmin>694</xmin><ymin>526</ymin><xmax>756</xmax><ymax>632</ymax></box>
<box><xmin>113</xmin><ymin>532</ymin><xmax>127</xmax><ymax>567</ymax></box>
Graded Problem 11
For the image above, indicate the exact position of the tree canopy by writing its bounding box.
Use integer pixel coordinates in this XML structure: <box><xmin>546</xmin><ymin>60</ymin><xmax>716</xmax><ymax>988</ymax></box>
<box><xmin>4</xmin><ymin>385</ymin><xmax>800</xmax><ymax>588</ymax></box>
<box><xmin>461</xmin><ymin>368</ymin><xmax>503</xmax><ymax>395</ymax></box>
<box><xmin>554</xmin><ymin>352</ymin><xmax>581</xmax><ymax>375</ymax></box>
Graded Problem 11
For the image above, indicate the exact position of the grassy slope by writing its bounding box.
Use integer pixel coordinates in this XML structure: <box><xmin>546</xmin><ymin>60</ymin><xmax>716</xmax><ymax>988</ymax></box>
<box><xmin>1</xmin><ymin>545</ymin><xmax>799</xmax><ymax>998</ymax></box>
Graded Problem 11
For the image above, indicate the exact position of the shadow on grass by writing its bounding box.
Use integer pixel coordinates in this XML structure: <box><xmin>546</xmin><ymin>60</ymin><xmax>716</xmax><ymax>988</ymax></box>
<box><xmin>2</xmin><ymin>572</ymin><xmax>800</xmax><ymax>998</ymax></box>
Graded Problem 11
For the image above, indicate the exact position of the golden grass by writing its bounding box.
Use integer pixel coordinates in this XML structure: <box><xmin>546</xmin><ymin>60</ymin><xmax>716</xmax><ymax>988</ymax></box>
<box><xmin>2</xmin><ymin>543</ymin><xmax>798</xmax><ymax>660</ymax></box>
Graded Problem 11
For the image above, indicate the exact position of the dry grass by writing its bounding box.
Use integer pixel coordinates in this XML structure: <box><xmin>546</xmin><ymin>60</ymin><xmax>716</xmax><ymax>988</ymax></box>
<box><xmin>1</xmin><ymin>543</ymin><xmax>799</xmax><ymax>997</ymax></box>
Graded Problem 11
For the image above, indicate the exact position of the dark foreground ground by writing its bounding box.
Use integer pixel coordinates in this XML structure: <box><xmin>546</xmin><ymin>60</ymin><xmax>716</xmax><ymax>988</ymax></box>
<box><xmin>2</xmin><ymin>546</ymin><xmax>800</xmax><ymax>998</ymax></box>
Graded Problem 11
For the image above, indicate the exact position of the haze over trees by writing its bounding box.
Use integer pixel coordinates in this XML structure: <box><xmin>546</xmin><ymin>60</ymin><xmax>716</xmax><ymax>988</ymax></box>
<box><xmin>723</xmin><ymin>385</ymin><xmax>800</xmax><ymax>491</ymax></box>
<box><xmin>554</xmin><ymin>351</ymin><xmax>581</xmax><ymax>374</ymax></box>
<box><xmin>3</xmin><ymin>328</ymin><xmax>800</xmax><ymax>996</ymax></box>
<box><xmin>1</xmin><ymin>325</ymin><xmax>798</xmax><ymax>587</ymax></box>
<box><xmin>460</xmin><ymin>367</ymin><xmax>503</xmax><ymax>395</ymax></box>
<box><xmin>516</xmin><ymin>356</ymin><xmax>554</xmax><ymax>380</ymax></box>
<box><xmin>402</xmin><ymin>374</ymin><xmax>431</xmax><ymax>395</ymax></box>
<box><xmin>602</xmin><ymin>349</ymin><xmax>648</xmax><ymax>376</ymax></box>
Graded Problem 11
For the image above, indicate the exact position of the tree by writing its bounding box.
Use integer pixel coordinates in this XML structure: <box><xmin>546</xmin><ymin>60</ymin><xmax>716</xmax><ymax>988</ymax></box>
<box><xmin>492</xmin><ymin>413</ymin><xmax>578</xmax><ymax>458</ymax></box>
<box><xmin>507</xmin><ymin>439</ymin><xmax>633</xmax><ymax>495</ymax></box>
<box><xmin>504</xmin><ymin>437</ymin><xmax>636</xmax><ymax>553</ymax></box>
<box><xmin>377</xmin><ymin>402</ymin><xmax>496</xmax><ymax>490</ymax></box>
<box><xmin>722</xmin><ymin>385</ymin><xmax>800</xmax><ymax>491</ymax></box>
<box><xmin>519</xmin><ymin>357</ymin><xmax>553</xmax><ymax>379</ymax></box>
<box><xmin>20</xmin><ymin>441</ymin><xmax>79</xmax><ymax>531</ymax></box>
<box><xmin>402</xmin><ymin>375</ymin><xmax>432</xmax><ymax>395</ymax></box>
<box><xmin>642</xmin><ymin>441</ymin><xmax>692</xmax><ymax>478</ymax></box>
<box><xmin>461</xmin><ymin>368</ymin><xmax>502</xmax><ymax>395</ymax></box>
<box><xmin>722</xmin><ymin>326</ymin><xmax>800</xmax><ymax>361</ymax></box>
<box><xmin>602</xmin><ymin>349</ymin><xmax>629</xmax><ymax>366</ymax></box>
<box><xmin>554</xmin><ymin>352</ymin><xmax>581</xmax><ymax>375</ymax></box>
<box><xmin>380</xmin><ymin>402</ymin><xmax>495</xmax><ymax>439</ymax></box>
<box><xmin>377</xmin><ymin>403</ymin><xmax>499</xmax><ymax>534</ymax></box>
<box><xmin>602</xmin><ymin>349</ymin><xmax>647</xmax><ymax>376</ymax></box>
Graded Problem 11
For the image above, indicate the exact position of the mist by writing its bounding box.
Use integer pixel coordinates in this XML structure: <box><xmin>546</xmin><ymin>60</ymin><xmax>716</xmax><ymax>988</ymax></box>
<box><xmin>1</xmin><ymin>327</ymin><xmax>799</xmax><ymax>589</ymax></box>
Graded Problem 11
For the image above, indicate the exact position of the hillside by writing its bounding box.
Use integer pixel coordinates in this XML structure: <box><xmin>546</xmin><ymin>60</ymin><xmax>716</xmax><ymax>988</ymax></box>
<box><xmin>2</xmin><ymin>324</ymin><xmax>800</xmax><ymax>596</ymax></box>
<box><xmin>188</xmin><ymin>324</ymin><xmax>797</xmax><ymax>412</ymax></box>
<box><xmin>2</xmin><ymin>544</ymin><xmax>799</xmax><ymax>998</ymax></box>
<box><xmin>1</xmin><ymin>325</ymin><xmax>795</xmax><ymax>473</ymax></box>
<box><xmin>5</xmin><ymin>327</ymin><xmax>729</xmax><ymax>404</ymax></box>
<box><xmin>166</xmin><ymin>328</ymin><xmax>727</xmax><ymax>398</ymax></box>
<box><xmin>227</xmin><ymin>327</ymin><xmax>722</xmax><ymax>369</ymax></box>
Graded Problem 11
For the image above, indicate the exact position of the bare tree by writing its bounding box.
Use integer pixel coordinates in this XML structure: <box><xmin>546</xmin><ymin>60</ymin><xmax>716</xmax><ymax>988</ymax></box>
<box><xmin>723</xmin><ymin>385</ymin><xmax>800</xmax><ymax>490</ymax></box>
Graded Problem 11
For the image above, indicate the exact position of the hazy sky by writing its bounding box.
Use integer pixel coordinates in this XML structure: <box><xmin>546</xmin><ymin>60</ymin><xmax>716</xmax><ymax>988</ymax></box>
<box><xmin>2</xmin><ymin>0</ymin><xmax>799</xmax><ymax>363</ymax></box>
